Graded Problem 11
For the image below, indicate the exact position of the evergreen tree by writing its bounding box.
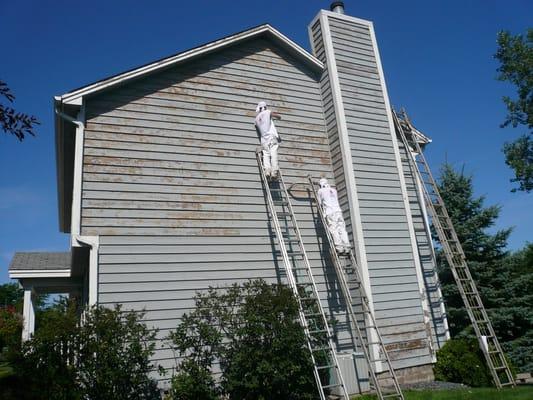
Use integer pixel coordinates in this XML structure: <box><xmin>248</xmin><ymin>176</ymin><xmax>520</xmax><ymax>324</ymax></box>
<box><xmin>494</xmin><ymin>29</ymin><xmax>533</xmax><ymax>192</ymax></box>
<box><xmin>436</xmin><ymin>164</ymin><xmax>512</xmax><ymax>336</ymax></box>
<box><xmin>436</xmin><ymin>164</ymin><xmax>532</xmax><ymax>372</ymax></box>
<box><xmin>495</xmin><ymin>244</ymin><xmax>533</xmax><ymax>372</ymax></box>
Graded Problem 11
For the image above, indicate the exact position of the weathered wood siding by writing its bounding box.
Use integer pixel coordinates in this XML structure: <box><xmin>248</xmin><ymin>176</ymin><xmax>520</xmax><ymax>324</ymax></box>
<box><xmin>81</xmin><ymin>37</ymin><xmax>356</xmax><ymax>377</ymax></box>
<box><xmin>398</xmin><ymin>140</ymin><xmax>448</xmax><ymax>349</ymax></box>
<box><xmin>310</xmin><ymin>12</ymin><xmax>434</xmax><ymax>369</ymax></box>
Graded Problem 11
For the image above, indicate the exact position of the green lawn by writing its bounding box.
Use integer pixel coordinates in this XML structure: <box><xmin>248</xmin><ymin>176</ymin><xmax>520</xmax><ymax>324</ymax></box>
<box><xmin>355</xmin><ymin>387</ymin><xmax>533</xmax><ymax>400</ymax></box>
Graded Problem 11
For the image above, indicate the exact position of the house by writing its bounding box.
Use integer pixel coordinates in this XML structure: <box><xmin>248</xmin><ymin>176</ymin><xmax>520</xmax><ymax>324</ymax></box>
<box><xmin>9</xmin><ymin>2</ymin><xmax>449</xmax><ymax>393</ymax></box>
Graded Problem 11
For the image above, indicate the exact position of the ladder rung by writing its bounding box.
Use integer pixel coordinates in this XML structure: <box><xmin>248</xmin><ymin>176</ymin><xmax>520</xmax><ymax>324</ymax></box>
<box><xmin>287</xmin><ymin>251</ymin><xmax>304</xmax><ymax>256</ymax></box>
<box><xmin>382</xmin><ymin>394</ymin><xmax>402</xmax><ymax>399</ymax></box>
<box><xmin>305</xmin><ymin>312</ymin><xmax>322</xmax><ymax>318</ymax></box>
<box><xmin>322</xmin><ymin>383</ymin><xmax>343</xmax><ymax>389</ymax></box>
<box><xmin>316</xmin><ymin>364</ymin><xmax>334</xmax><ymax>370</ymax></box>
<box><xmin>284</xmin><ymin>238</ymin><xmax>300</xmax><ymax>243</ymax></box>
<box><xmin>309</xmin><ymin>329</ymin><xmax>328</xmax><ymax>335</ymax></box>
<box><xmin>311</xmin><ymin>346</ymin><xmax>330</xmax><ymax>352</ymax></box>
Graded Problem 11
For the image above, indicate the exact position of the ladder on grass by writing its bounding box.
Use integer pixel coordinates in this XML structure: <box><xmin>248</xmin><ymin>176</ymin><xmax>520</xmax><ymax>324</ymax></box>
<box><xmin>392</xmin><ymin>110</ymin><xmax>515</xmax><ymax>389</ymax></box>
<box><xmin>256</xmin><ymin>150</ymin><xmax>349</xmax><ymax>400</ymax></box>
<box><xmin>308</xmin><ymin>177</ymin><xmax>404</xmax><ymax>400</ymax></box>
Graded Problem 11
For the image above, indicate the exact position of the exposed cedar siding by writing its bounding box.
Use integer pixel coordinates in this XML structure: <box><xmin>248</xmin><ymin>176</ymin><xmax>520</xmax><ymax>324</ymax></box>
<box><xmin>316</xmin><ymin>13</ymin><xmax>434</xmax><ymax>369</ymax></box>
<box><xmin>81</xmin><ymin>37</ymin><xmax>356</xmax><ymax>376</ymax></box>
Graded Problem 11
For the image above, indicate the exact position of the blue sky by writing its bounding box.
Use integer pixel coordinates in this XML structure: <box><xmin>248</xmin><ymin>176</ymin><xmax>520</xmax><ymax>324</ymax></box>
<box><xmin>1</xmin><ymin>0</ymin><xmax>531</xmax><ymax>283</ymax></box>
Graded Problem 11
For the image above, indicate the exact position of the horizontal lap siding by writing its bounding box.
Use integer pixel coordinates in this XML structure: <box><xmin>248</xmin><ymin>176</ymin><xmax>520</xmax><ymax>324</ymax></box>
<box><xmin>326</xmin><ymin>15</ymin><xmax>432</xmax><ymax>369</ymax></box>
<box><xmin>310</xmin><ymin>19</ymin><xmax>354</xmax><ymax>243</ymax></box>
<box><xmin>82</xmin><ymin>37</ymin><xmax>352</xmax><ymax>378</ymax></box>
<box><xmin>398</xmin><ymin>140</ymin><xmax>448</xmax><ymax>349</ymax></box>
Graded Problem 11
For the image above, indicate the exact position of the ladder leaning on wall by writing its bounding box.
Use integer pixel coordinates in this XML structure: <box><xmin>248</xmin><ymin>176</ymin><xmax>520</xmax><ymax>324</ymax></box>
<box><xmin>308</xmin><ymin>177</ymin><xmax>405</xmax><ymax>400</ymax></box>
<box><xmin>392</xmin><ymin>110</ymin><xmax>515</xmax><ymax>389</ymax></box>
<box><xmin>255</xmin><ymin>150</ymin><xmax>350</xmax><ymax>400</ymax></box>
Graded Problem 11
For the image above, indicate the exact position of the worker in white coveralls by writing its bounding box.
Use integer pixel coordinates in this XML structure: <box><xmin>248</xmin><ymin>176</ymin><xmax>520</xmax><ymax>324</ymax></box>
<box><xmin>317</xmin><ymin>178</ymin><xmax>351</xmax><ymax>255</ymax></box>
<box><xmin>255</xmin><ymin>101</ymin><xmax>281</xmax><ymax>180</ymax></box>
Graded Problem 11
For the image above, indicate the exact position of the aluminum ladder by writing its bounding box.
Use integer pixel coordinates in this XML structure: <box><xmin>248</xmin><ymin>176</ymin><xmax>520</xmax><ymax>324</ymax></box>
<box><xmin>308</xmin><ymin>177</ymin><xmax>404</xmax><ymax>400</ymax></box>
<box><xmin>393</xmin><ymin>110</ymin><xmax>515</xmax><ymax>388</ymax></box>
<box><xmin>256</xmin><ymin>151</ymin><xmax>349</xmax><ymax>400</ymax></box>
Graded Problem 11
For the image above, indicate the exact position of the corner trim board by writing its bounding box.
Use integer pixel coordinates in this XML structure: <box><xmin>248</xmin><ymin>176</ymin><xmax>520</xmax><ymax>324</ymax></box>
<box><xmin>319</xmin><ymin>13</ymin><xmax>382</xmax><ymax>371</ymax></box>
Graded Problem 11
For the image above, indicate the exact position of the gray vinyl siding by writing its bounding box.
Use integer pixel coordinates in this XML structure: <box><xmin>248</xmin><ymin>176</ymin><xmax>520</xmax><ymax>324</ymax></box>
<box><xmin>310</xmin><ymin>19</ymin><xmax>353</xmax><ymax>243</ymax></box>
<box><xmin>397</xmin><ymin>140</ymin><xmax>448</xmax><ymax>349</ymax></box>
<box><xmin>81</xmin><ymin>37</ymin><xmax>355</xmax><ymax>378</ymax></box>
<box><xmin>316</xmin><ymin>13</ymin><xmax>433</xmax><ymax>369</ymax></box>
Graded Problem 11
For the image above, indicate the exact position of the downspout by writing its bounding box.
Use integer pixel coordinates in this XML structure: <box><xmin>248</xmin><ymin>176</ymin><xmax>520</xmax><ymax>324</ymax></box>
<box><xmin>55</xmin><ymin>104</ymin><xmax>85</xmax><ymax>238</ymax></box>
<box><xmin>56</xmin><ymin>105</ymin><xmax>98</xmax><ymax>306</ymax></box>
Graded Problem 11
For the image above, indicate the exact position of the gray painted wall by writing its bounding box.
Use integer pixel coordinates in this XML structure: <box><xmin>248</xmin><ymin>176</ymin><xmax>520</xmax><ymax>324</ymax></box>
<box><xmin>309</xmin><ymin>12</ymin><xmax>435</xmax><ymax>369</ymax></box>
<box><xmin>397</xmin><ymin>138</ymin><xmax>448</xmax><ymax>349</ymax></box>
<box><xmin>81</xmin><ymin>36</ymin><xmax>354</xmax><ymax>378</ymax></box>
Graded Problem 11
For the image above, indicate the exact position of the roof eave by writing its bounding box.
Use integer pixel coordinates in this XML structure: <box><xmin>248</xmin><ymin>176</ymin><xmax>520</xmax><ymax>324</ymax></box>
<box><xmin>58</xmin><ymin>24</ymin><xmax>324</xmax><ymax>106</ymax></box>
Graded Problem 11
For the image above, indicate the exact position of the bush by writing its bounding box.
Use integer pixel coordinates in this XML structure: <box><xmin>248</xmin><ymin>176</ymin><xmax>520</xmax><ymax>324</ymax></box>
<box><xmin>0</xmin><ymin>307</ymin><xmax>22</xmax><ymax>360</ymax></box>
<box><xmin>168</xmin><ymin>360</ymin><xmax>219</xmax><ymax>400</ymax></box>
<box><xmin>10</xmin><ymin>300</ymin><xmax>160</xmax><ymax>400</ymax></box>
<box><xmin>434</xmin><ymin>338</ymin><xmax>492</xmax><ymax>387</ymax></box>
<box><xmin>168</xmin><ymin>279</ymin><xmax>317</xmax><ymax>400</ymax></box>
<box><xmin>13</xmin><ymin>300</ymin><xmax>81</xmax><ymax>400</ymax></box>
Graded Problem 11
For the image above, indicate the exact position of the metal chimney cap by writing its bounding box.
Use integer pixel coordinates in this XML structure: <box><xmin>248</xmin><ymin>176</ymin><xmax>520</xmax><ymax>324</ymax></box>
<box><xmin>330</xmin><ymin>1</ymin><xmax>345</xmax><ymax>14</ymax></box>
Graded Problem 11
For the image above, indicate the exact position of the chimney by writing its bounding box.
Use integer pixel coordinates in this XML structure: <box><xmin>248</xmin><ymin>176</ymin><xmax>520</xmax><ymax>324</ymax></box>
<box><xmin>330</xmin><ymin>1</ymin><xmax>345</xmax><ymax>14</ymax></box>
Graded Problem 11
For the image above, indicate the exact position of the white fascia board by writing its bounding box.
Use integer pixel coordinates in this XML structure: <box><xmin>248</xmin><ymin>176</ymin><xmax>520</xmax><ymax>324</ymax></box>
<box><xmin>9</xmin><ymin>270</ymin><xmax>71</xmax><ymax>279</ymax></box>
<box><xmin>59</xmin><ymin>25</ymin><xmax>323</xmax><ymax>106</ymax></box>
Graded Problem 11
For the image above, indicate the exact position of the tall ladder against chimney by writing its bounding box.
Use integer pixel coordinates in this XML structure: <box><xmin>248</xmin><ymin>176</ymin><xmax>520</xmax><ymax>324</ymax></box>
<box><xmin>308</xmin><ymin>177</ymin><xmax>404</xmax><ymax>400</ymax></box>
<box><xmin>255</xmin><ymin>150</ymin><xmax>350</xmax><ymax>400</ymax></box>
<box><xmin>393</xmin><ymin>110</ymin><xmax>515</xmax><ymax>389</ymax></box>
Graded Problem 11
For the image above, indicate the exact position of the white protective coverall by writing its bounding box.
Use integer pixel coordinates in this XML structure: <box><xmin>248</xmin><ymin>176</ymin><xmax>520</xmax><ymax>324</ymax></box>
<box><xmin>255</xmin><ymin>101</ymin><xmax>280</xmax><ymax>178</ymax></box>
<box><xmin>317</xmin><ymin>178</ymin><xmax>351</xmax><ymax>254</ymax></box>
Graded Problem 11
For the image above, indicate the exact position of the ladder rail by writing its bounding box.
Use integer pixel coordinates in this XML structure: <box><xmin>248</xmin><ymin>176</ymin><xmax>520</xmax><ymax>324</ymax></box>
<box><xmin>308</xmin><ymin>177</ymin><xmax>404</xmax><ymax>400</ymax></box>
<box><xmin>392</xmin><ymin>111</ymin><xmax>515</xmax><ymax>388</ymax></box>
<box><xmin>255</xmin><ymin>150</ymin><xmax>350</xmax><ymax>400</ymax></box>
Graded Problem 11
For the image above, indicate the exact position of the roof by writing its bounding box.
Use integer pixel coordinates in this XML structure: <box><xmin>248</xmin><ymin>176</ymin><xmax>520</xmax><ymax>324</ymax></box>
<box><xmin>55</xmin><ymin>24</ymin><xmax>323</xmax><ymax>106</ymax></box>
<box><xmin>9</xmin><ymin>252</ymin><xmax>71</xmax><ymax>278</ymax></box>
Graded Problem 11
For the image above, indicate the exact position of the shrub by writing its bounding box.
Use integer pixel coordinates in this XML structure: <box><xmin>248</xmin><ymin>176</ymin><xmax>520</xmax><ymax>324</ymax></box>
<box><xmin>11</xmin><ymin>299</ymin><xmax>160</xmax><ymax>400</ymax></box>
<box><xmin>434</xmin><ymin>338</ymin><xmax>492</xmax><ymax>387</ymax></box>
<box><xmin>13</xmin><ymin>300</ymin><xmax>81</xmax><ymax>399</ymax></box>
<box><xmin>168</xmin><ymin>279</ymin><xmax>317</xmax><ymax>400</ymax></box>
<box><xmin>168</xmin><ymin>360</ymin><xmax>219</xmax><ymax>400</ymax></box>
<box><xmin>0</xmin><ymin>307</ymin><xmax>22</xmax><ymax>360</ymax></box>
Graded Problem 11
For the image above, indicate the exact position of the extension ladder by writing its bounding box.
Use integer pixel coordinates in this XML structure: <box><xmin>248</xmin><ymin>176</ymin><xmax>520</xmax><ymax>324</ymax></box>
<box><xmin>308</xmin><ymin>177</ymin><xmax>404</xmax><ymax>400</ymax></box>
<box><xmin>256</xmin><ymin>150</ymin><xmax>349</xmax><ymax>400</ymax></box>
<box><xmin>393</xmin><ymin>110</ymin><xmax>515</xmax><ymax>388</ymax></box>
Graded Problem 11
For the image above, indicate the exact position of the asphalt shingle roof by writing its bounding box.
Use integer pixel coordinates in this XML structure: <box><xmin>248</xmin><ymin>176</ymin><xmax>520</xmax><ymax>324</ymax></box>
<box><xmin>9</xmin><ymin>252</ymin><xmax>71</xmax><ymax>271</ymax></box>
